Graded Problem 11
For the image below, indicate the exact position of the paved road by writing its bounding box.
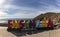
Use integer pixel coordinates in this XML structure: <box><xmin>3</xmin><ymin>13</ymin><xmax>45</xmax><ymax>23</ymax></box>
<box><xmin>0</xmin><ymin>27</ymin><xmax>60</xmax><ymax>37</ymax></box>
<box><xmin>0</xmin><ymin>27</ymin><xmax>16</xmax><ymax>37</ymax></box>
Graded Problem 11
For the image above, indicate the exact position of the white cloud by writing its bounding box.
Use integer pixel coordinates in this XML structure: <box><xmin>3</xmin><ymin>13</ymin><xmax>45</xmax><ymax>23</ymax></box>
<box><xmin>1</xmin><ymin>0</ymin><xmax>60</xmax><ymax>19</ymax></box>
<box><xmin>0</xmin><ymin>0</ymin><xmax>5</xmax><ymax>5</ymax></box>
<box><xmin>0</xmin><ymin>4</ymin><xmax>38</xmax><ymax>19</ymax></box>
<box><xmin>0</xmin><ymin>11</ymin><xmax>7</xmax><ymax>16</ymax></box>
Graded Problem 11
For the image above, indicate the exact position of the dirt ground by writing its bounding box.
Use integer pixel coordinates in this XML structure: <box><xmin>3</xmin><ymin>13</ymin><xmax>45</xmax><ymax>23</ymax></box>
<box><xmin>0</xmin><ymin>27</ymin><xmax>60</xmax><ymax>37</ymax></box>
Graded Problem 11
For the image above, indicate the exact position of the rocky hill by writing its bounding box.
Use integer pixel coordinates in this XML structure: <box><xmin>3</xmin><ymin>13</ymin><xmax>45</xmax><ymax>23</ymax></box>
<box><xmin>33</xmin><ymin>12</ymin><xmax>60</xmax><ymax>20</ymax></box>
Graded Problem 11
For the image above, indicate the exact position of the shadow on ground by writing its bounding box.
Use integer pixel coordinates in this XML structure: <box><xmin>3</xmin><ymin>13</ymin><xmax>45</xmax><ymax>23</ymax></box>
<box><xmin>7</xmin><ymin>28</ymin><xmax>54</xmax><ymax>37</ymax></box>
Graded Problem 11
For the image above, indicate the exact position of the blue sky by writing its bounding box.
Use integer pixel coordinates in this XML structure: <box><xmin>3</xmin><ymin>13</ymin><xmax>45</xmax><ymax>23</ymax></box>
<box><xmin>0</xmin><ymin>0</ymin><xmax>60</xmax><ymax>19</ymax></box>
